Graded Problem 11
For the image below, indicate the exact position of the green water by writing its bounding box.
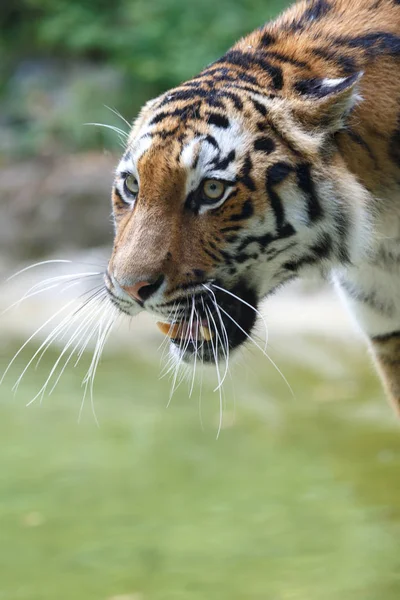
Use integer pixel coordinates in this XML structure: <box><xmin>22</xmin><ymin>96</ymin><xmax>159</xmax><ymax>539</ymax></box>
<box><xmin>0</xmin><ymin>340</ymin><xmax>399</xmax><ymax>599</ymax></box>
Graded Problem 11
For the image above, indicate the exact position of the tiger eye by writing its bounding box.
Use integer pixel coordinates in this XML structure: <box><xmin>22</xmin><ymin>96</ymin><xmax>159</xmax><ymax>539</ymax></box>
<box><xmin>202</xmin><ymin>179</ymin><xmax>226</xmax><ymax>201</ymax></box>
<box><xmin>124</xmin><ymin>174</ymin><xmax>139</xmax><ymax>196</ymax></box>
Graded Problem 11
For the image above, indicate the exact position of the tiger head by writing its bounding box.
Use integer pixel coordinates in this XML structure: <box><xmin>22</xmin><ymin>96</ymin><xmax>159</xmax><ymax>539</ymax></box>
<box><xmin>105</xmin><ymin>46</ymin><xmax>364</xmax><ymax>364</ymax></box>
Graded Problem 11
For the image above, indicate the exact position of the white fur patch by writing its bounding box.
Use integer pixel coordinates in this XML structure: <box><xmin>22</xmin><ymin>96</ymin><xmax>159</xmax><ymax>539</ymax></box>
<box><xmin>181</xmin><ymin>118</ymin><xmax>251</xmax><ymax>213</ymax></box>
<box><xmin>131</xmin><ymin>135</ymin><xmax>153</xmax><ymax>168</ymax></box>
<box><xmin>321</xmin><ymin>77</ymin><xmax>348</xmax><ymax>88</ymax></box>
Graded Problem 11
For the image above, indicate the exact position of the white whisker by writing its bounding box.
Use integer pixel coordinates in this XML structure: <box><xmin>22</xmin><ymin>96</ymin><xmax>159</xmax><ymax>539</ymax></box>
<box><xmin>25</xmin><ymin>306</ymin><xmax>103</xmax><ymax>407</ymax></box>
<box><xmin>198</xmin><ymin>341</ymin><xmax>205</xmax><ymax>432</ymax></box>
<box><xmin>202</xmin><ymin>286</ymin><xmax>230</xmax><ymax>391</ymax></box>
<box><xmin>210</xmin><ymin>283</ymin><xmax>269</xmax><ymax>350</ymax></box>
<box><xmin>84</xmin><ymin>122</ymin><xmax>129</xmax><ymax>138</ymax></box>
<box><xmin>188</xmin><ymin>297</ymin><xmax>198</xmax><ymax>398</ymax></box>
<box><xmin>34</xmin><ymin>287</ymin><xmax>105</xmax><ymax>370</ymax></box>
<box><xmin>167</xmin><ymin>299</ymin><xmax>192</xmax><ymax>403</ymax></box>
<box><xmin>5</xmin><ymin>260</ymin><xmax>72</xmax><ymax>282</ymax></box>
<box><xmin>104</xmin><ymin>105</ymin><xmax>131</xmax><ymax>129</ymax></box>
<box><xmin>0</xmin><ymin>299</ymin><xmax>78</xmax><ymax>386</ymax></box>
<box><xmin>13</xmin><ymin>290</ymin><xmax>106</xmax><ymax>393</ymax></box>
<box><xmin>47</xmin><ymin>302</ymin><xmax>108</xmax><ymax>396</ymax></box>
<box><xmin>212</xmin><ymin>301</ymin><xmax>295</xmax><ymax>400</ymax></box>
<box><xmin>81</xmin><ymin>306</ymin><xmax>116</xmax><ymax>425</ymax></box>
<box><xmin>203</xmin><ymin>303</ymin><xmax>224</xmax><ymax>439</ymax></box>
<box><xmin>1</xmin><ymin>272</ymin><xmax>101</xmax><ymax>317</ymax></box>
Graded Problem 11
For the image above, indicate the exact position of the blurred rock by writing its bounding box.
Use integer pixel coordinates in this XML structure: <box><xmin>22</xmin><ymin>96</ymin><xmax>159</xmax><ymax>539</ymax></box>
<box><xmin>0</xmin><ymin>152</ymin><xmax>117</xmax><ymax>259</ymax></box>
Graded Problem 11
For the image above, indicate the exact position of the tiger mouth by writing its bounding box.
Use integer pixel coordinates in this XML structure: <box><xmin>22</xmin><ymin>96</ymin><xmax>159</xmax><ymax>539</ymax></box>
<box><xmin>157</xmin><ymin>320</ymin><xmax>214</xmax><ymax>342</ymax></box>
<box><xmin>157</xmin><ymin>282</ymin><xmax>258</xmax><ymax>364</ymax></box>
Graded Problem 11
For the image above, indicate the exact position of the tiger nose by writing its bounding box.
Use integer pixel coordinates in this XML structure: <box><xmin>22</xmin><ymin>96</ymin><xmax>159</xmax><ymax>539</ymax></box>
<box><xmin>121</xmin><ymin>275</ymin><xmax>164</xmax><ymax>303</ymax></box>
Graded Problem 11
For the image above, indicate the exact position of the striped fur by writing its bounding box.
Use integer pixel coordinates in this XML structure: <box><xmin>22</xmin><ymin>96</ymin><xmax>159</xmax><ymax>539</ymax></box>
<box><xmin>105</xmin><ymin>0</ymin><xmax>400</xmax><ymax>411</ymax></box>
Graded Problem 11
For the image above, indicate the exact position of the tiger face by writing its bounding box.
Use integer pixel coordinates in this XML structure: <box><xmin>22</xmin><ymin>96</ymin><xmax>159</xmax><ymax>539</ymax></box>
<box><xmin>105</xmin><ymin>54</ymin><xmax>363</xmax><ymax>364</ymax></box>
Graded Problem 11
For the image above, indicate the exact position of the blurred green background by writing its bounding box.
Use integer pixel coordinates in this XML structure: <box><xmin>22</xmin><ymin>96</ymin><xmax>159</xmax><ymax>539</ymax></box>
<box><xmin>1</xmin><ymin>1</ymin><xmax>400</xmax><ymax>599</ymax></box>
<box><xmin>1</xmin><ymin>0</ymin><xmax>290</xmax><ymax>159</ymax></box>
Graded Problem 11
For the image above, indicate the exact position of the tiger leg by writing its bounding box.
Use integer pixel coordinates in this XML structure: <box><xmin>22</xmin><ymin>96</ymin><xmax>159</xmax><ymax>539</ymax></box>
<box><xmin>370</xmin><ymin>332</ymin><xmax>400</xmax><ymax>417</ymax></box>
<box><xmin>334</xmin><ymin>274</ymin><xmax>400</xmax><ymax>416</ymax></box>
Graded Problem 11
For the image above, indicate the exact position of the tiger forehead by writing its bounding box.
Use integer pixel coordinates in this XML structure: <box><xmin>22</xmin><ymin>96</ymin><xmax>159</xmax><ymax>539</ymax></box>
<box><xmin>118</xmin><ymin>110</ymin><xmax>258</xmax><ymax>178</ymax></box>
<box><xmin>179</xmin><ymin>118</ymin><xmax>251</xmax><ymax>170</ymax></box>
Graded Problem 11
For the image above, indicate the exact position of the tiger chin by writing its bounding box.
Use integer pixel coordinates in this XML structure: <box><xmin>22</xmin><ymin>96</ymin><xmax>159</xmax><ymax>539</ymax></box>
<box><xmin>104</xmin><ymin>0</ymin><xmax>400</xmax><ymax>414</ymax></box>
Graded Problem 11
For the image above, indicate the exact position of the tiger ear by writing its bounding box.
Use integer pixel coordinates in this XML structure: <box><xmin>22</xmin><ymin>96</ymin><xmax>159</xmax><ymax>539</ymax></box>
<box><xmin>292</xmin><ymin>72</ymin><xmax>363</xmax><ymax>132</ymax></box>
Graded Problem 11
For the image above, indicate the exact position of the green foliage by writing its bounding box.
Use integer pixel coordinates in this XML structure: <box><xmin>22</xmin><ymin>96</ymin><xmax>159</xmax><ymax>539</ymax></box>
<box><xmin>6</xmin><ymin>0</ymin><xmax>290</xmax><ymax>86</ymax></box>
<box><xmin>0</xmin><ymin>0</ymin><xmax>291</xmax><ymax>157</ymax></box>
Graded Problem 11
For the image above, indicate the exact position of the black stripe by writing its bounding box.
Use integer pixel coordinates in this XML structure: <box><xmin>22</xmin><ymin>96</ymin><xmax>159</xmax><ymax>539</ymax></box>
<box><xmin>195</xmin><ymin>66</ymin><xmax>260</xmax><ymax>86</ymax></box>
<box><xmin>204</xmin><ymin>134</ymin><xmax>220</xmax><ymax>149</ymax></box>
<box><xmin>372</xmin><ymin>330</ymin><xmax>400</xmax><ymax>342</ymax></box>
<box><xmin>346</xmin><ymin>129</ymin><xmax>378</xmax><ymax>167</ymax></box>
<box><xmin>254</xmin><ymin>137</ymin><xmax>275</xmax><ymax>154</ymax></box>
<box><xmin>226</xmin><ymin>82</ymin><xmax>274</xmax><ymax>98</ymax></box>
<box><xmin>203</xmin><ymin>247</ymin><xmax>220</xmax><ymax>262</ymax></box>
<box><xmin>260</xmin><ymin>31</ymin><xmax>275</xmax><ymax>46</ymax></box>
<box><xmin>335</xmin><ymin>211</ymin><xmax>350</xmax><ymax>264</ymax></box>
<box><xmin>265</xmin><ymin>240</ymin><xmax>297</xmax><ymax>260</ymax></box>
<box><xmin>312</xmin><ymin>47</ymin><xmax>358</xmax><ymax>75</ymax></box>
<box><xmin>340</xmin><ymin>280</ymin><xmax>395</xmax><ymax>317</ymax></box>
<box><xmin>266</xmin><ymin>162</ymin><xmax>293</xmax><ymax>232</ymax></box>
<box><xmin>185</xmin><ymin>190</ymin><xmax>197</xmax><ymax>213</ymax></box>
<box><xmin>237</xmin><ymin>232</ymin><xmax>274</xmax><ymax>253</ymax></box>
<box><xmin>280</xmin><ymin>223</ymin><xmax>296</xmax><ymax>238</ymax></box>
<box><xmin>113</xmin><ymin>187</ymin><xmax>125</xmax><ymax>205</ymax></box>
<box><xmin>282</xmin><ymin>231</ymin><xmax>334</xmax><ymax>273</ymax></box>
<box><xmin>289</xmin><ymin>0</ymin><xmax>332</xmax><ymax>31</ymax></box>
<box><xmin>282</xmin><ymin>254</ymin><xmax>319</xmax><ymax>272</ymax></box>
<box><xmin>207</xmin><ymin>113</ymin><xmax>229</xmax><ymax>129</ymax></box>
<box><xmin>225</xmin><ymin>235</ymin><xmax>239</xmax><ymax>244</ymax></box>
<box><xmin>221</xmin><ymin>225</ymin><xmax>242</xmax><ymax>233</ymax></box>
<box><xmin>251</xmin><ymin>99</ymin><xmax>268</xmax><ymax>117</ymax></box>
<box><xmin>212</xmin><ymin>149</ymin><xmax>236</xmax><ymax>170</ymax></box>
<box><xmin>267</xmin><ymin>121</ymin><xmax>301</xmax><ymax>157</ymax></box>
<box><xmin>304</xmin><ymin>0</ymin><xmax>332</xmax><ymax>20</ymax></box>
<box><xmin>208</xmin><ymin>240</ymin><xmax>221</xmax><ymax>253</ymax></box>
<box><xmin>178</xmin><ymin>80</ymin><xmax>206</xmax><ymax>90</ymax></box>
<box><xmin>229</xmin><ymin>200</ymin><xmax>254</xmax><ymax>222</ymax></box>
<box><xmin>216</xmin><ymin>50</ymin><xmax>284</xmax><ymax>90</ymax></box>
<box><xmin>153</xmin><ymin>127</ymin><xmax>180</xmax><ymax>140</ymax></box>
<box><xmin>192</xmin><ymin>153</ymin><xmax>200</xmax><ymax>169</ymax></box>
<box><xmin>149</xmin><ymin>111</ymin><xmax>171</xmax><ymax>125</ymax></box>
<box><xmin>235</xmin><ymin>252</ymin><xmax>257</xmax><ymax>264</ymax></box>
<box><xmin>219</xmin><ymin>249</ymin><xmax>234</xmax><ymax>264</ymax></box>
<box><xmin>296</xmin><ymin>163</ymin><xmax>323</xmax><ymax>222</ymax></box>
<box><xmin>239</xmin><ymin>155</ymin><xmax>256</xmax><ymax>191</ymax></box>
<box><xmin>158</xmin><ymin>89</ymin><xmax>225</xmax><ymax>108</ymax></box>
<box><xmin>149</xmin><ymin>104</ymin><xmax>200</xmax><ymax>125</ymax></box>
<box><xmin>222</xmin><ymin>91</ymin><xmax>244</xmax><ymax>110</ymax></box>
<box><xmin>310</xmin><ymin>232</ymin><xmax>332</xmax><ymax>259</ymax></box>
<box><xmin>263</xmin><ymin>50</ymin><xmax>309</xmax><ymax>68</ymax></box>
<box><xmin>193</xmin><ymin>269</ymin><xmax>205</xmax><ymax>279</ymax></box>
<box><xmin>339</xmin><ymin>32</ymin><xmax>400</xmax><ymax>57</ymax></box>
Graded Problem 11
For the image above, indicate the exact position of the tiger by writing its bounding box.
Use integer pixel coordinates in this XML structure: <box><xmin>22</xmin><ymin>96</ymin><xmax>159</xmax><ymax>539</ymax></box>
<box><xmin>104</xmin><ymin>0</ymin><xmax>400</xmax><ymax>414</ymax></box>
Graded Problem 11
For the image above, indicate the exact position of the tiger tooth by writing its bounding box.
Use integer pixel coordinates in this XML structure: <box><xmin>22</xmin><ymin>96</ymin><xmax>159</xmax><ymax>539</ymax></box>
<box><xmin>156</xmin><ymin>321</ymin><xmax>182</xmax><ymax>339</ymax></box>
<box><xmin>200</xmin><ymin>325</ymin><xmax>213</xmax><ymax>341</ymax></box>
